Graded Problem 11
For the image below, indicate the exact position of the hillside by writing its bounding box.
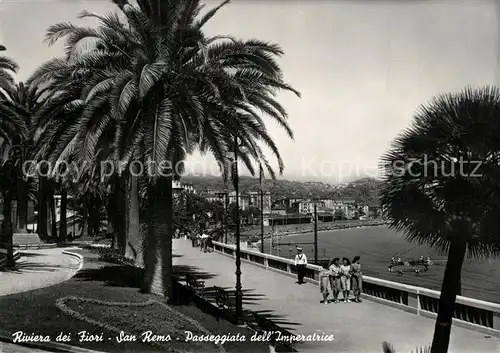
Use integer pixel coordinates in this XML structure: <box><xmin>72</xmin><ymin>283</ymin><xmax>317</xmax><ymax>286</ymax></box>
<box><xmin>180</xmin><ymin>175</ymin><xmax>382</xmax><ymax>205</ymax></box>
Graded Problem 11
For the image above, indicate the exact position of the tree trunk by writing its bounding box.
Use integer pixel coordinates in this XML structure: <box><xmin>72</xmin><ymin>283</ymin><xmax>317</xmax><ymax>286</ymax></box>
<box><xmin>37</xmin><ymin>176</ymin><xmax>48</xmax><ymax>239</ymax></box>
<box><xmin>110</xmin><ymin>175</ymin><xmax>127</xmax><ymax>255</ymax></box>
<box><xmin>81</xmin><ymin>195</ymin><xmax>88</xmax><ymax>237</ymax></box>
<box><xmin>92</xmin><ymin>195</ymin><xmax>101</xmax><ymax>237</ymax></box>
<box><xmin>48</xmin><ymin>189</ymin><xmax>57</xmax><ymax>240</ymax></box>
<box><xmin>126</xmin><ymin>174</ymin><xmax>141</xmax><ymax>264</ymax></box>
<box><xmin>16</xmin><ymin>179</ymin><xmax>28</xmax><ymax>233</ymax></box>
<box><xmin>141</xmin><ymin>175</ymin><xmax>173</xmax><ymax>299</ymax></box>
<box><xmin>2</xmin><ymin>191</ymin><xmax>14</xmax><ymax>268</ymax></box>
<box><xmin>430</xmin><ymin>236</ymin><xmax>467</xmax><ymax>353</ymax></box>
<box><xmin>59</xmin><ymin>189</ymin><xmax>67</xmax><ymax>242</ymax></box>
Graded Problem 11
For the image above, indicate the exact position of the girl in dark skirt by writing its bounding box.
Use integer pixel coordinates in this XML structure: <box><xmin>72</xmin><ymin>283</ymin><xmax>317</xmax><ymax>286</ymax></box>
<box><xmin>329</xmin><ymin>258</ymin><xmax>342</xmax><ymax>303</ymax></box>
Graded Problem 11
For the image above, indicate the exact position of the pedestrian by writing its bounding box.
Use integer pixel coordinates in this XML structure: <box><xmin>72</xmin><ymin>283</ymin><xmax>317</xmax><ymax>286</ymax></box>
<box><xmin>329</xmin><ymin>258</ymin><xmax>342</xmax><ymax>303</ymax></box>
<box><xmin>350</xmin><ymin>256</ymin><xmax>363</xmax><ymax>303</ymax></box>
<box><xmin>294</xmin><ymin>247</ymin><xmax>307</xmax><ymax>284</ymax></box>
<box><xmin>340</xmin><ymin>257</ymin><xmax>352</xmax><ymax>302</ymax></box>
<box><xmin>319</xmin><ymin>263</ymin><xmax>332</xmax><ymax>305</ymax></box>
<box><xmin>200</xmin><ymin>232</ymin><xmax>210</xmax><ymax>252</ymax></box>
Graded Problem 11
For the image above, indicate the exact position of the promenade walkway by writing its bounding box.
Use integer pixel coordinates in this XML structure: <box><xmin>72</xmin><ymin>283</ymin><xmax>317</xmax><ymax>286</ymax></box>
<box><xmin>0</xmin><ymin>341</ymin><xmax>52</xmax><ymax>352</ymax></box>
<box><xmin>173</xmin><ymin>239</ymin><xmax>500</xmax><ymax>353</ymax></box>
<box><xmin>0</xmin><ymin>248</ymin><xmax>80</xmax><ymax>296</ymax></box>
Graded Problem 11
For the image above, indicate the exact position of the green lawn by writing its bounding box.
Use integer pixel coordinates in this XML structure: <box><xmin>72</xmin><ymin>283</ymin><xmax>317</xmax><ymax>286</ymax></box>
<box><xmin>265</xmin><ymin>226</ymin><xmax>500</xmax><ymax>303</ymax></box>
<box><xmin>0</xmin><ymin>249</ymin><xmax>268</xmax><ymax>353</ymax></box>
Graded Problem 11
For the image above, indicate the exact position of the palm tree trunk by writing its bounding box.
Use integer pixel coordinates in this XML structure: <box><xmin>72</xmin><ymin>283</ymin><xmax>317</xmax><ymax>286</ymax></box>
<box><xmin>48</xmin><ymin>190</ymin><xmax>57</xmax><ymax>240</ymax></box>
<box><xmin>110</xmin><ymin>175</ymin><xmax>127</xmax><ymax>255</ymax></box>
<box><xmin>430</xmin><ymin>236</ymin><xmax>467</xmax><ymax>353</ymax></box>
<box><xmin>142</xmin><ymin>175</ymin><xmax>173</xmax><ymax>299</ymax></box>
<box><xmin>59</xmin><ymin>189</ymin><xmax>67</xmax><ymax>242</ymax></box>
<box><xmin>126</xmin><ymin>173</ymin><xmax>141</xmax><ymax>264</ymax></box>
<box><xmin>92</xmin><ymin>196</ymin><xmax>101</xmax><ymax>237</ymax></box>
<box><xmin>2</xmin><ymin>191</ymin><xmax>14</xmax><ymax>268</ymax></box>
<box><xmin>37</xmin><ymin>176</ymin><xmax>48</xmax><ymax>239</ymax></box>
<box><xmin>16</xmin><ymin>179</ymin><xmax>28</xmax><ymax>233</ymax></box>
<box><xmin>81</xmin><ymin>195</ymin><xmax>88</xmax><ymax>237</ymax></box>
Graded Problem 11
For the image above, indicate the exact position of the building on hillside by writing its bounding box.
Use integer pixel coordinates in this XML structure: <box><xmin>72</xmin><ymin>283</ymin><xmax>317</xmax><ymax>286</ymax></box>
<box><xmin>172</xmin><ymin>181</ymin><xmax>197</xmax><ymax>195</ymax></box>
<box><xmin>228</xmin><ymin>191</ymin><xmax>250</xmax><ymax>210</ymax></box>
<box><xmin>262</xmin><ymin>213</ymin><xmax>311</xmax><ymax>226</ymax></box>
<box><xmin>271</xmin><ymin>205</ymin><xmax>287</xmax><ymax>215</ymax></box>
<box><xmin>248</xmin><ymin>191</ymin><xmax>272</xmax><ymax>213</ymax></box>
<box><xmin>316</xmin><ymin>212</ymin><xmax>334</xmax><ymax>222</ymax></box>
<box><xmin>295</xmin><ymin>200</ymin><xmax>325</xmax><ymax>215</ymax></box>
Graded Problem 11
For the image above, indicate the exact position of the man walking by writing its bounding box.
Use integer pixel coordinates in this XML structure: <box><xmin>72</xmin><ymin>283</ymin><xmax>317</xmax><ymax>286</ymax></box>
<box><xmin>294</xmin><ymin>247</ymin><xmax>308</xmax><ymax>284</ymax></box>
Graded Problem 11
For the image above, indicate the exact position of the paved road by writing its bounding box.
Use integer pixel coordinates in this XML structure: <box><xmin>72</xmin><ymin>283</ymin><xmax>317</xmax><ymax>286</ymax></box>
<box><xmin>173</xmin><ymin>239</ymin><xmax>500</xmax><ymax>353</ymax></box>
<box><xmin>0</xmin><ymin>248</ymin><xmax>80</xmax><ymax>296</ymax></box>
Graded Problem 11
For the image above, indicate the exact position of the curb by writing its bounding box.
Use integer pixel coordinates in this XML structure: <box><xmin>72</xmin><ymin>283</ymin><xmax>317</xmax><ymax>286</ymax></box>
<box><xmin>0</xmin><ymin>329</ymin><xmax>104</xmax><ymax>353</ymax></box>
<box><xmin>62</xmin><ymin>250</ymin><xmax>84</xmax><ymax>274</ymax></box>
<box><xmin>0</xmin><ymin>251</ymin><xmax>21</xmax><ymax>268</ymax></box>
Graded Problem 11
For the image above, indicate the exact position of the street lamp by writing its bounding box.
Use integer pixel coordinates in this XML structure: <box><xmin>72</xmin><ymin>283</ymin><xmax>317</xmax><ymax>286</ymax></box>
<box><xmin>227</xmin><ymin>136</ymin><xmax>245</xmax><ymax>325</ymax></box>
<box><xmin>314</xmin><ymin>203</ymin><xmax>318</xmax><ymax>264</ymax></box>
<box><xmin>258</xmin><ymin>164</ymin><xmax>265</xmax><ymax>253</ymax></box>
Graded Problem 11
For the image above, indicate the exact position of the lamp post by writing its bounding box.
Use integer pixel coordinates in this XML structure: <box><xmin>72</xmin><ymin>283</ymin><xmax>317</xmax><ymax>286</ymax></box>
<box><xmin>314</xmin><ymin>203</ymin><xmax>318</xmax><ymax>264</ymax></box>
<box><xmin>228</xmin><ymin>136</ymin><xmax>243</xmax><ymax>325</ymax></box>
<box><xmin>259</xmin><ymin>165</ymin><xmax>265</xmax><ymax>253</ymax></box>
<box><xmin>260</xmin><ymin>189</ymin><xmax>264</xmax><ymax>253</ymax></box>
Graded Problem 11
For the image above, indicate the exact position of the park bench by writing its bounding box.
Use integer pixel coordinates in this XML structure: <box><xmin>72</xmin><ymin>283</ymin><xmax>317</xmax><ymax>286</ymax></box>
<box><xmin>214</xmin><ymin>286</ymin><xmax>236</xmax><ymax>311</ymax></box>
<box><xmin>186</xmin><ymin>274</ymin><xmax>205</xmax><ymax>294</ymax></box>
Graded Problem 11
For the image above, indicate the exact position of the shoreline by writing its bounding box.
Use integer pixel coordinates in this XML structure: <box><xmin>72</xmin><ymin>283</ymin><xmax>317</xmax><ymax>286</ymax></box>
<box><xmin>241</xmin><ymin>220</ymin><xmax>390</xmax><ymax>242</ymax></box>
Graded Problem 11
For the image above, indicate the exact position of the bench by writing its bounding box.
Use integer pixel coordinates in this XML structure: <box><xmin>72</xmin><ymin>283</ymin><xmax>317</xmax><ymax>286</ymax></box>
<box><xmin>214</xmin><ymin>286</ymin><xmax>236</xmax><ymax>310</ymax></box>
<box><xmin>186</xmin><ymin>274</ymin><xmax>205</xmax><ymax>294</ymax></box>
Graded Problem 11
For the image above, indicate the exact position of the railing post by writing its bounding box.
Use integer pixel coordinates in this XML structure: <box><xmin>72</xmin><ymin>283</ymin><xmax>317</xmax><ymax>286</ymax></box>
<box><xmin>407</xmin><ymin>290</ymin><xmax>419</xmax><ymax>313</ymax></box>
<box><xmin>494</xmin><ymin>311</ymin><xmax>500</xmax><ymax>331</ymax></box>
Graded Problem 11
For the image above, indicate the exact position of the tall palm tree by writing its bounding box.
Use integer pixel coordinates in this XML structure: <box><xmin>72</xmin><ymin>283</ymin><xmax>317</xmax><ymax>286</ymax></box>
<box><xmin>0</xmin><ymin>50</ymin><xmax>27</xmax><ymax>267</ymax></box>
<box><xmin>380</xmin><ymin>86</ymin><xmax>500</xmax><ymax>353</ymax></box>
<box><xmin>30</xmin><ymin>0</ymin><xmax>299</xmax><ymax>298</ymax></box>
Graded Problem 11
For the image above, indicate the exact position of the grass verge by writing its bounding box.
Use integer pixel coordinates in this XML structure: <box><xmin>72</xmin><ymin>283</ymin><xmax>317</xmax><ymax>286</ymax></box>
<box><xmin>0</xmin><ymin>248</ymin><xmax>268</xmax><ymax>353</ymax></box>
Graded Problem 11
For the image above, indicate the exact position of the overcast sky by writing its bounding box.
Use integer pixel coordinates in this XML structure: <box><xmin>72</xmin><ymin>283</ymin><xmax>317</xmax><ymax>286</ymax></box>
<box><xmin>1</xmin><ymin>0</ymin><xmax>499</xmax><ymax>183</ymax></box>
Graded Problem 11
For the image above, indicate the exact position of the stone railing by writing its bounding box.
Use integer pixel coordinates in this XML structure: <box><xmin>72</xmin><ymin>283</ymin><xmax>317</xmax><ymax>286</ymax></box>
<box><xmin>212</xmin><ymin>241</ymin><xmax>500</xmax><ymax>338</ymax></box>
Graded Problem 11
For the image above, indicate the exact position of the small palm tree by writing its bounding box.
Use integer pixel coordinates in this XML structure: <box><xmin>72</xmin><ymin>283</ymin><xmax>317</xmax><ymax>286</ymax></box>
<box><xmin>382</xmin><ymin>341</ymin><xmax>430</xmax><ymax>353</ymax></box>
<box><xmin>380</xmin><ymin>86</ymin><xmax>500</xmax><ymax>353</ymax></box>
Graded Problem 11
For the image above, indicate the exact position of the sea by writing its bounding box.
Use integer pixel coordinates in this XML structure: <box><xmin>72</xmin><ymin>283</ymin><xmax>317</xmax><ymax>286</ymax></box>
<box><xmin>262</xmin><ymin>226</ymin><xmax>500</xmax><ymax>303</ymax></box>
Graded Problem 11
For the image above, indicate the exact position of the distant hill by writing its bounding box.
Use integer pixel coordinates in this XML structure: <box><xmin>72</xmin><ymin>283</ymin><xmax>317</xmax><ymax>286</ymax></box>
<box><xmin>180</xmin><ymin>175</ymin><xmax>382</xmax><ymax>205</ymax></box>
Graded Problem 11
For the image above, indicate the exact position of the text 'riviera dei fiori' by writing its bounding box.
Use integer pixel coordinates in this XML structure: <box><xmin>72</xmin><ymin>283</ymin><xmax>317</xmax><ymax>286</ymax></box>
<box><xmin>12</xmin><ymin>330</ymin><xmax>335</xmax><ymax>345</ymax></box>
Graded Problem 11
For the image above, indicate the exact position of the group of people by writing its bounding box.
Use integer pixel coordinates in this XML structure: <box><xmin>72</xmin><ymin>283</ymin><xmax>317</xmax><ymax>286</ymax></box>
<box><xmin>190</xmin><ymin>231</ymin><xmax>213</xmax><ymax>253</ymax></box>
<box><xmin>293</xmin><ymin>247</ymin><xmax>363</xmax><ymax>305</ymax></box>
<box><xmin>390</xmin><ymin>255</ymin><xmax>431</xmax><ymax>266</ymax></box>
<box><xmin>320</xmin><ymin>257</ymin><xmax>363</xmax><ymax>304</ymax></box>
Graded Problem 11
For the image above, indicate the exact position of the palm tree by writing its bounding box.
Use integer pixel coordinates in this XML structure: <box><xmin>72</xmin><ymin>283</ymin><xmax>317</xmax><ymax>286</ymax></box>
<box><xmin>31</xmin><ymin>0</ymin><xmax>299</xmax><ymax>298</ymax></box>
<box><xmin>0</xmin><ymin>50</ymin><xmax>28</xmax><ymax>267</ymax></box>
<box><xmin>380</xmin><ymin>86</ymin><xmax>500</xmax><ymax>353</ymax></box>
<box><xmin>382</xmin><ymin>342</ymin><xmax>430</xmax><ymax>353</ymax></box>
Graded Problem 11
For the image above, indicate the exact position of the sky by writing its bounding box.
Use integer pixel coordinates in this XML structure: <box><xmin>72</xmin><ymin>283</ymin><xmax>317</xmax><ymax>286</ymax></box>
<box><xmin>1</xmin><ymin>0</ymin><xmax>499</xmax><ymax>183</ymax></box>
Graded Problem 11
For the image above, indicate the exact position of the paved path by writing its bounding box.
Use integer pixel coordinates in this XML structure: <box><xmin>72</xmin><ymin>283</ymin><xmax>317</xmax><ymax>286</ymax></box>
<box><xmin>173</xmin><ymin>239</ymin><xmax>500</xmax><ymax>353</ymax></box>
<box><xmin>0</xmin><ymin>341</ymin><xmax>52</xmax><ymax>353</ymax></box>
<box><xmin>0</xmin><ymin>248</ymin><xmax>80</xmax><ymax>296</ymax></box>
